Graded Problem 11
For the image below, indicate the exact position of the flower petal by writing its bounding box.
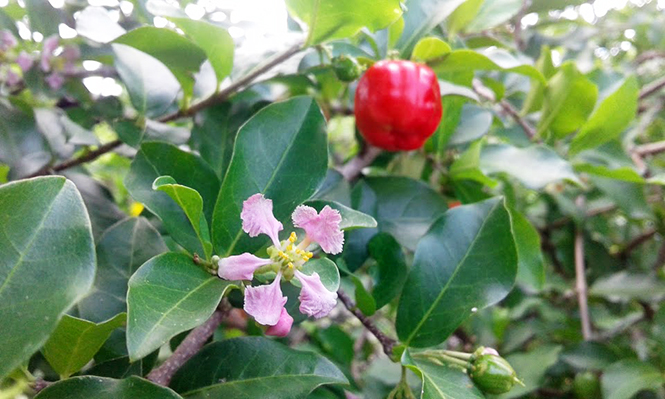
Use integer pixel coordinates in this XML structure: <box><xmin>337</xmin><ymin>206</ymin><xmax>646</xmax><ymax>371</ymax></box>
<box><xmin>292</xmin><ymin>205</ymin><xmax>344</xmax><ymax>254</ymax></box>
<box><xmin>243</xmin><ymin>272</ymin><xmax>287</xmax><ymax>326</ymax></box>
<box><xmin>241</xmin><ymin>193</ymin><xmax>283</xmax><ymax>247</ymax></box>
<box><xmin>45</xmin><ymin>73</ymin><xmax>64</xmax><ymax>90</ymax></box>
<box><xmin>294</xmin><ymin>270</ymin><xmax>337</xmax><ymax>319</ymax></box>
<box><xmin>265</xmin><ymin>308</ymin><xmax>294</xmax><ymax>337</ymax></box>
<box><xmin>0</xmin><ymin>30</ymin><xmax>17</xmax><ymax>51</ymax></box>
<box><xmin>218</xmin><ymin>253</ymin><xmax>272</xmax><ymax>281</ymax></box>
<box><xmin>41</xmin><ymin>35</ymin><xmax>59</xmax><ymax>72</ymax></box>
<box><xmin>17</xmin><ymin>51</ymin><xmax>34</xmax><ymax>72</ymax></box>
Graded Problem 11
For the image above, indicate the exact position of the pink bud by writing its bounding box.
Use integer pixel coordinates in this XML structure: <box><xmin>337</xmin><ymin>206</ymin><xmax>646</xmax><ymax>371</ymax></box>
<box><xmin>265</xmin><ymin>308</ymin><xmax>294</xmax><ymax>337</ymax></box>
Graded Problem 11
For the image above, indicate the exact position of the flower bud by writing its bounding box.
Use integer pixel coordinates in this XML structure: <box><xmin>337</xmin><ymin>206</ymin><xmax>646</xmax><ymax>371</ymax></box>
<box><xmin>332</xmin><ymin>55</ymin><xmax>362</xmax><ymax>82</ymax></box>
<box><xmin>467</xmin><ymin>347</ymin><xmax>522</xmax><ymax>394</ymax></box>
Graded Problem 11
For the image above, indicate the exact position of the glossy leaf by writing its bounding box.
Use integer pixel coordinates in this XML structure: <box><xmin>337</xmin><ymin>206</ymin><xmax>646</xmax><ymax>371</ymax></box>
<box><xmin>285</xmin><ymin>0</ymin><xmax>402</xmax><ymax>46</ymax></box>
<box><xmin>170</xmin><ymin>337</ymin><xmax>348</xmax><ymax>398</ymax></box>
<box><xmin>304</xmin><ymin>199</ymin><xmax>377</xmax><ymax>230</ymax></box>
<box><xmin>480</xmin><ymin>144</ymin><xmax>581</xmax><ymax>189</ymax></box>
<box><xmin>447</xmin><ymin>105</ymin><xmax>493</xmax><ymax>146</ymax></box>
<box><xmin>78</xmin><ymin>217</ymin><xmax>167</xmax><ymax>322</ymax></box>
<box><xmin>126</xmin><ymin>252</ymin><xmax>236</xmax><ymax>361</ymax></box>
<box><xmin>368</xmin><ymin>233</ymin><xmax>408</xmax><ymax>309</ymax></box>
<box><xmin>450</xmin><ymin>140</ymin><xmax>498</xmax><ymax>188</ymax></box>
<box><xmin>411</xmin><ymin>37</ymin><xmax>452</xmax><ymax>62</ymax></box>
<box><xmin>0</xmin><ymin>103</ymin><xmax>50</xmax><ymax>180</ymax></box>
<box><xmin>0</xmin><ymin>177</ymin><xmax>95</xmax><ymax>379</ymax></box>
<box><xmin>569</xmin><ymin>76</ymin><xmax>639</xmax><ymax>155</ymax></box>
<box><xmin>601</xmin><ymin>360</ymin><xmax>664</xmax><ymax>399</ymax></box>
<box><xmin>43</xmin><ymin>314</ymin><xmax>126</xmax><ymax>378</ymax></box>
<box><xmin>124</xmin><ymin>142</ymin><xmax>219</xmax><ymax>257</ymax></box>
<box><xmin>35</xmin><ymin>376</ymin><xmax>182</xmax><ymax>399</ymax></box>
<box><xmin>509</xmin><ymin>208</ymin><xmax>545</xmax><ymax>291</ymax></box>
<box><xmin>112</xmin><ymin>44</ymin><xmax>180</xmax><ymax>118</ymax></box>
<box><xmin>294</xmin><ymin>258</ymin><xmax>341</xmax><ymax>292</ymax></box>
<box><xmin>396</xmin><ymin>197</ymin><xmax>518</xmax><ymax>347</ymax></box>
<box><xmin>212</xmin><ymin>96</ymin><xmax>327</xmax><ymax>256</ymax></box>
<box><xmin>153</xmin><ymin>176</ymin><xmax>212</xmax><ymax>259</ymax></box>
<box><xmin>396</xmin><ymin>0</ymin><xmax>467</xmax><ymax>55</ymax></box>
<box><xmin>430</xmin><ymin>48</ymin><xmax>546</xmax><ymax>83</ymax></box>
<box><xmin>403</xmin><ymin>349</ymin><xmax>484</xmax><ymax>399</ymax></box>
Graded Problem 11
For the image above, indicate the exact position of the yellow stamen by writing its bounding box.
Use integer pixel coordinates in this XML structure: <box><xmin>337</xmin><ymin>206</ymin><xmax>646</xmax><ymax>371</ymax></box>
<box><xmin>306</xmin><ymin>252</ymin><xmax>313</xmax><ymax>258</ymax></box>
<box><xmin>286</xmin><ymin>244</ymin><xmax>293</xmax><ymax>251</ymax></box>
<box><xmin>288</xmin><ymin>262</ymin><xmax>294</xmax><ymax>269</ymax></box>
<box><xmin>289</xmin><ymin>232</ymin><xmax>297</xmax><ymax>243</ymax></box>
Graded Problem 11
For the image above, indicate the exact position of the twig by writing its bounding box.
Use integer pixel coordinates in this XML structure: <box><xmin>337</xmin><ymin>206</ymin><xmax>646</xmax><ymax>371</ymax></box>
<box><xmin>146</xmin><ymin>301</ymin><xmax>231</xmax><ymax>386</ymax></box>
<box><xmin>26</xmin><ymin>139</ymin><xmax>123</xmax><ymax>178</ymax></box>
<box><xmin>513</xmin><ymin>0</ymin><xmax>530</xmax><ymax>51</ymax></box>
<box><xmin>639</xmin><ymin>75</ymin><xmax>665</xmax><ymax>101</ymax></box>
<box><xmin>635</xmin><ymin>50</ymin><xmax>665</xmax><ymax>65</ymax></box>
<box><xmin>339</xmin><ymin>144</ymin><xmax>382</xmax><ymax>182</ymax></box>
<box><xmin>615</xmin><ymin>228</ymin><xmax>657</xmax><ymax>259</ymax></box>
<box><xmin>472</xmin><ymin>78</ymin><xmax>536</xmax><ymax>139</ymax></box>
<box><xmin>633</xmin><ymin>140</ymin><xmax>665</xmax><ymax>156</ymax></box>
<box><xmin>337</xmin><ymin>290</ymin><xmax>396</xmax><ymax>358</ymax></box>
<box><xmin>574</xmin><ymin>196</ymin><xmax>592</xmax><ymax>341</ymax></box>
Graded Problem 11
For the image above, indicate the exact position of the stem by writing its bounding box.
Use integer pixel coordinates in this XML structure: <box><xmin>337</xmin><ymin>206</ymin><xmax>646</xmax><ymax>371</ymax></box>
<box><xmin>639</xmin><ymin>75</ymin><xmax>665</xmax><ymax>101</ymax></box>
<box><xmin>616</xmin><ymin>228</ymin><xmax>657</xmax><ymax>259</ymax></box>
<box><xmin>26</xmin><ymin>139</ymin><xmax>123</xmax><ymax>178</ymax></box>
<box><xmin>337</xmin><ymin>289</ymin><xmax>396</xmax><ymax>358</ymax></box>
<box><xmin>574</xmin><ymin>196</ymin><xmax>592</xmax><ymax>341</ymax></box>
<box><xmin>339</xmin><ymin>144</ymin><xmax>382</xmax><ymax>182</ymax></box>
<box><xmin>146</xmin><ymin>301</ymin><xmax>231</xmax><ymax>386</ymax></box>
<box><xmin>442</xmin><ymin>350</ymin><xmax>473</xmax><ymax>360</ymax></box>
<box><xmin>633</xmin><ymin>140</ymin><xmax>665</xmax><ymax>156</ymax></box>
<box><xmin>472</xmin><ymin>78</ymin><xmax>536</xmax><ymax>139</ymax></box>
<box><xmin>513</xmin><ymin>0</ymin><xmax>530</xmax><ymax>51</ymax></box>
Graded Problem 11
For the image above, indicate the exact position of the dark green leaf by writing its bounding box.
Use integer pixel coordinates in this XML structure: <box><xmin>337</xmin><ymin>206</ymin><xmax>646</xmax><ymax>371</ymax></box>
<box><xmin>560</xmin><ymin>342</ymin><xmax>620</xmax><ymax>370</ymax></box>
<box><xmin>126</xmin><ymin>252</ymin><xmax>236</xmax><ymax>361</ymax></box>
<box><xmin>293</xmin><ymin>258</ymin><xmax>341</xmax><ymax>292</ymax></box>
<box><xmin>78</xmin><ymin>217</ymin><xmax>167</xmax><ymax>322</ymax></box>
<box><xmin>396</xmin><ymin>197</ymin><xmax>517</xmax><ymax>347</ymax></box>
<box><xmin>212</xmin><ymin>96</ymin><xmax>327</xmax><ymax>256</ymax></box>
<box><xmin>508</xmin><ymin>208</ymin><xmax>545</xmax><ymax>291</ymax></box>
<box><xmin>403</xmin><ymin>349</ymin><xmax>484</xmax><ymax>399</ymax></box>
<box><xmin>34</xmin><ymin>376</ymin><xmax>182</xmax><ymax>399</ymax></box>
<box><xmin>450</xmin><ymin>140</ymin><xmax>498</xmax><ymax>188</ymax></box>
<box><xmin>0</xmin><ymin>103</ymin><xmax>50</xmax><ymax>179</ymax></box>
<box><xmin>368</xmin><ymin>233</ymin><xmax>408</xmax><ymax>309</ymax></box>
<box><xmin>170</xmin><ymin>337</ymin><xmax>348</xmax><ymax>398</ymax></box>
<box><xmin>43</xmin><ymin>314</ymin><xmax>126</xmax><ymax>378</ymax></box>
<box><xmin>601</xmin><ymin>360</ymin><xmax>664</xmax><ymax>399</ymax></box>
<box><xmin>25</xmin><ymin>0</ymin><xmax>59</xmax><ymax>36</ymax></box>
<box><xmin>0</xmin><ymin>177</ymin><xmax>95</xmax><ymax>380</ymax></box>
<box><xmin>590</xmin><ymin>272</ymin><xmax>665</xmax><ymax>302</ymax></box>
<box><xmin>448</xmin><ymin>105</ymin><xmax>493</xmax><ymax>146</ymax></box>
<box><xmin>304</xmin><ymin>199</ymin><xmax>377</xmax><ymax>230</ymax></box>
<box><xmin>591</xmin><ymin>177</ymin><xmax>652</xmax><ymax>219</ymax></box>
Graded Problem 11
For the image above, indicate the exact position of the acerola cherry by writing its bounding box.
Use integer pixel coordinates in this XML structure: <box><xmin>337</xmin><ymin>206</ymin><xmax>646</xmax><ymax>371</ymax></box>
<box><xmin>354</xmin><ymin>60</ymin><xmax>442</xmax><ymax>151</ymax></box>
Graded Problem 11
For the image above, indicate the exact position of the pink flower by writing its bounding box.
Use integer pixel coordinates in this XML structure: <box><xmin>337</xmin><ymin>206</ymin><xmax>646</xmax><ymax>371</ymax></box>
<box><xmin>5</xmin><ymin>70</ymin><xmax>20</xmax><ymax>87</ymax></box>
<box><xmin>40</xmin><ymin>35</ymin><xmax>59</xmax><ymax>72</ymax></box>
<box><xmin>241</xmin><ymin>193</ymin><xmax>283</xmax><ymax>247</ymax></box>
<box><xmin>45</xmin><ymin>73</ymin><xmax>64</xmax><ymax>90</ymax></box>
<box><xmin>294</xmin><ymin>270</ymin><xmax>337</xmax><ymax>318</ymax></box>
<box><xmin>243</xmin><ymin>272</ymin><xmax>287</xmax><ymax>326</ymax></box>
<box><xmin>292</xmin><ymin>205</ymin><xmax>344</xmax><ymax>254</ymax></box>
<box><xmin>265</xmin><ymin>308</ymin><xmax>294</xmax><ymax>337</ymax></box>
<box><xmin>218</xmin><ymin>253</ymin><xmax>272</xmax><ymax>281</ymax></box>
<box><xmin>0</xmin><ymin>30</ymin><xmax>17</xmax><ymax>51</ymax></box>
<box><xmin>62</xmin><ymin>45</ymin><xmax>80</xmax><ymax>61</ymax></box>
<box><xmin>17</xmin><ymin>51</ymin><xmax>33</xmax><ymax>72</ymax></box>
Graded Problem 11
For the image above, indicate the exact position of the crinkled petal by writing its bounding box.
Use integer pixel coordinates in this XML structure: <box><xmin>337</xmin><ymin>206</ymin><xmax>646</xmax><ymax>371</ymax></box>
<box><xmin>292</xmin><ymin>205</ymin><xmax>344</xmax><ymax>254</ymax></box>
<box><xmin>218</xmin><ymin>253</ymin><xmax>271</xmax><ymax>281</ymax></box>
<box><xmin>265</xmin><ymin>308</ymin><xmax>293</xmax><ymax>337</ymax></box>
<box><xmin>294</xmin><ymin>270</ymin><xmax>337</xmax><ymax>319</ymax></box>
<box><xmin>17</xmin><ymin>51</ymin><xmax>33</xmax><ymax>72</ymax></box>
<box><xmin>241</xmin><ymin>193</ymin><xmax>283</xmax><ymax>247</ymax></box>
<box><xmin>243</xmin><ymin>272</ymin><xmax>287</xmax><ymax>326</ymax></box>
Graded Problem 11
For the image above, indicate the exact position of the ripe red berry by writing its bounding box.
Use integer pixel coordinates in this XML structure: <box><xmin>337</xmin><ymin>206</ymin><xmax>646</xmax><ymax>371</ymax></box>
<box><xmin>354</xmin><ymin>60</ymin><xmax>442</xmax><ymax>151</ymax></box>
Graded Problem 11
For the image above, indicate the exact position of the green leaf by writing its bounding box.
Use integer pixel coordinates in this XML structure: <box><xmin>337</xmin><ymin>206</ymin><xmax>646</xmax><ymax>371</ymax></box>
<box><xmin>591</xmin><ymin>177</ymin><xmax>652</xmax><ymax>219</ymax></box>
<box><xmin>76</xmin><ymin>6</ymin><xmax>126</xmax><ymax>43</ymax></box>
<box><xmin>411</xmin><ymin>37</ymin><xmax>451</xmax><ymax>63</ymax></box>
<box><xmin>0</xmin><ymin>103</ymin><xmax>49</xmax><ymax>179</ymax></box>
<box><xmin>497</xmin><ymin>345</ymin><xmax>562</xmax><ymax>398</ymax></box>
<box><xmin>212</xmin><ymin>97</ymin><xmax>328</xmax><ymax>256</ymax></box>
<box><xmin>126</xmin><ymin>252</ymin><xmax>236</xmax><ymax>361</ymax></box>
<box><xmin>290</xmin><ymin>257</ymin><xmax>341</xmax><ymax>293</ymax></box>
<box><xmin>125</xmin><ymin>142</ymin><xmax>220</xmax><ymax>257</ymax></box>
<box><xmin>43</xmin><ymin>314</ymin><xmax>126</xmax><ymax>378</ymax></box>
<box><xmin>34</xmin><ymin>376</ymin><xmax>182</xmax><ymax>399</ymax></box>
<box><xmin>171</xmin><ymin>18</ymin><xmax>234</xmax><ymax>85</ymax></box>
<box><xmin>170</xmin><ymin>337</ymin><xmax>348</xmax><ymax>398</ymax></box>
<box><xmin>396</xmin><ymin>0</ymin><xmax>467</xmax><ymax>56</ymax></box>
<box><xmin>537</xmin><ymin>62</ymin><xmax>598</xmax><ymax>138</ymax></box>
<box><xmin>569</xmin><ymin>76</ymin><xmax>639</xmax><ymax>155</ymax></box>
<box><xmin>601</xmin><ymin>360</ymin><xmax>664</xmax><ymax>399</ymax></box>
<box><xmin>112</xmin><ymin>44</ymin><xmax>180</xmax><ymax>118</ymax></box>
<box><xmin>0</xmin><ymin>177</ymin><xmax>95</xmax><ymax>380</ymax></box>
<box><xmin>304</xmin><ymin>199</ymin><xmax>377</xmax><ymax>230</ymax></box>
<box><xmin>574</xmin><ymin>163</ymin><xmax>644</xmax><ymax>183</ymax></box>
<box><xmin>430</xmin><ymin>48</ymin><xmax>546</xmax><ymax>83</ymax></box>
<box><xmin>560</xmin><ymin>342</ymin><xmax>620</xmax><ymax>370</ymax></box>
<box><xmin>368</xmin><ymin>233</ymin><xmax>408</xmax><ymax>309</ymax></box>
<box><xmin>450</xmin><ymin>140</ymin><xmax>498</xmax><ymax>187</ymax></box>
<box><xmin>114</xmin><ymin>27</ymin><xmax>207</xmax><ymax>99</ymax></box>
<box><xmin>285</xmin><ymin>0</ymin><xmax>402</xmax><ymax>46</ymax></box>
<box><xmin>447</xmin><ymin>0</ymin><xmax>484</xmax><ymax>36</ymax></box>
<box><xmin>480</xmin><ymin>144</ymin><xmax>581</xmax><ymax>189</ymax></box>
<box><xmin>466</xmin><ymin>0</ymin><xmax>522</xmax><ymax>32</ymax></box>
<box><xmin>508</xmin><ymin>208</ymin><xmax>545</xmax><ymax>291</ymax></box>
<box><xmin>78</xmin><ymin>217</ymin><xmax>167</xmax><ymax>322</ymax></box>
<box><xmin>25</xmin><ymin>0</ymin><xmax>59</xmax><ymax>36</ymax></box>
<box><xmin>402</xmin><ymin>349</ymin><xmax>485</xmax><ymax>399</ymax></box>
<box><xmin>522</xmin><ymin>46</ymin><xmax>556</xmax><ymax>114</ymax></box>
<box><xmin>396</xmin><ymin>197</ymin><xmax>518</xmax><ymax>347</ymax></box>
<box><xmin>447</xmin><ymin>105</ymin><xmax>493</xmax><ymax>146</ymax></box>
<box><xmin>590</xmin><ymin>272</ymin><xmax>665</xmax><ymax>302</ymax></box>
<box><xmin>153</xmin><ymin>176</ymin><xmax>212</xmax><ymax>259</ymax></box>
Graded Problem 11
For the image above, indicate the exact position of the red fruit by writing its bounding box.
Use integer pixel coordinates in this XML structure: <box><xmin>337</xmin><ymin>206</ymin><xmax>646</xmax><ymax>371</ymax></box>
<box><xmin>354</xmin><ymin>60</ymin><xmax>442</xmax><ymax>151</ymax></box>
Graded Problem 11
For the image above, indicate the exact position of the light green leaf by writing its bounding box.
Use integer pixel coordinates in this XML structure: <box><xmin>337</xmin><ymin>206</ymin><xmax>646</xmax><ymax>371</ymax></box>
<box><xmin>126</xmin><ymin>252</ymin><xmax>236</xmax><ymax>361</ymax></box>
<box><xmin>450</xmin><ymin>140</ymin><xmax>498</xmax><ymax>187</ymax></box>
<box><xmin>212</xmin><ymin>97</ymin><xmax>328</xmax><ymax>256</ymax></box>
<box><xmin>411</xmin><ymin>37</ymin><xmax>451</xmax><ymax>62</ymax></box>
<box><xmin>508</xmin><ymin>208</ymin><xmax>545</xmax><ymax>291</ymax></box>
<box><xmin>574</xmin><ymin>164</ymin><xmax>644</xmax><ymax>183</ymax></box>
<box><xmin>304</xmin><ymin>199</ymin><xmax>377</xmax><ymax>230</ymax></box>
<box><xmin>396</xmin><ymin>0</ymin><xmax>468</xmax><ymax>56</ymax></box>
<box><xmin>447</xmin><ymin>0</ymin><xmax>484</xmax><ymax>36</ymax></box>
<box><xmin>522</xmin><ymin>45</ymin><xmax>556</xmax><ymax>114</ymax></box>
<box><xmin>396</xmin><ymin>197</ymin><xmax>518</xmax><ymax>347</ymax></box>
<box><xmin>43</xmin><ymin>314</ymin><xmax>126</xmax><ymax>378</ymax></box>
<box><xmin>466</xmin><ymin>0</ymin><xmax>522</xmax><ymax>32</ymax></box>
<box><xmin>153</xmin><ymin>176</ymin><xmax>212</xmax><ymax>259</ymax></box>
<box><xmin>0</xmin><ymin>177</ymin><xmax>95</xmax><ymax>380</ymax></box>
<box><xmin>480</xmin><ymin>144</ymin><xmax>582</xmax><ymax>189</ymax></box>
<box><xmin>285</xmin><ymin>0</ymin><xmax>403</xmax><ymax>46</ymax></box>
<box><xmin>430</xmin><ymin>48</ymin><xmax>546</xmax><ymax>83</ymax></box>
<box><xmin>34</xmin><ymin>376</ymin><xmax>182</xmax><ymax>399</ymax></box>
<box><xmin>170</xmin><ymin>337</ymin><xmax>348</xmax><ymax>398</ymax></box>
<box><xmin>570</xmin><ymin>76</ymin><xmax>639</xmax><ymax>155</ymax></box>
<box><xmin>601</xmin><ymin>360</ymin><xmax>664</xmax><ymax>399</ymax></box>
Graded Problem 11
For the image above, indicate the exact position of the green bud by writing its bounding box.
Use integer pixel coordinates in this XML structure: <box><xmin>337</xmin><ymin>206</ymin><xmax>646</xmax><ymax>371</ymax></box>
<box><xmin>332</xmin><ymin>55</ymin><xmax>362</xmax><ymax>82</ymax></box>
<box><xmin>573</xmin><ymin>371</ymin><xmax>601</xmax><ymax>399</ymax></box>
<box><xmin>467</xmin><ymin>350</ymin><xmax>523</xmax><ymax>394</ymax></box>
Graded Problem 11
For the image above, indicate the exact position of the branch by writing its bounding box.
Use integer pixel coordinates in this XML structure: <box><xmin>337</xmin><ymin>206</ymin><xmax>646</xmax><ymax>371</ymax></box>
<box><xmin>635</xmin><ymin>50</ymin><xmax>665</xmax><ymax>65</ymax></box>
<box><xmin>615</xmin><ymin>228</ymin><xmax>657</xmax><ymax>259</ymax></box>
<box><xmin>337</xmin><ymin>289</ymin><xmax>396</xmax><ymax>358</ymax></box>
<box><xmin>639</xmin><ymin>75</ymin><xmax>665</xmax><ymax>101</ymax></box>
<box><xmin>472</xmin><ymin>78</ymin><xmax>536</xmax><ymax>139</ymax></box>
<box><xmin>339</xmin><ymin>144</ymin><xmax>383</xmax><ymax>182</ymax></box>
<box><xmin>574</xmin><ymin>196</ymin><xmax>592</xmax><ymax>341</ymax></box>
<box><xmin>633</xmin><ymin>140</ymin><xmax>665</xmax><ymax>156</ymax></box>
<box><xmin>513</xmin><ymin>0</ymin><xmax>530</xmax><ymax>52</ymax></box>
<box><xmin>146</xmin><ymin>301</ymin><xmax>231</xmax><ymax>386</ymax></box>
<box><xmin>26</xmin><ymin>139</ymin><xmax>123</xmax><ymax>178</ymax></box>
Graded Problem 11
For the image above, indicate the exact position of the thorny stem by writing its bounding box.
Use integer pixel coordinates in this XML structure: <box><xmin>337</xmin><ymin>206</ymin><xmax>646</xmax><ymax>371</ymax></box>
<box><xmin>26</xmin><ymin>42</ymin><xmax>304</xmax><ymax>178</ymax></box>
<box><xmin>574</xmin><ymin>196</ymin><xmax>592</xmax><ymax>341</ymax></box>
<box><xmin>337</xmin><ymin>289</ymin><xmax>397</xmax><ymax>358</ymax></box>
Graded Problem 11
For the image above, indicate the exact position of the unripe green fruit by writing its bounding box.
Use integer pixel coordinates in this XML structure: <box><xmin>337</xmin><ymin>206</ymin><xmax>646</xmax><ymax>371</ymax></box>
<box><xmin>332</xmin><ymin>55</ymin><xmax>362</xmax><ymax>82</ymax></box>
<box><xmin>467</xmin><ymin>353</ymin><xmax>522</xmax><ymax>394</ymax></box>
<box><xmin>573</xmin><ymin>371</ymin><xmax>601</xmax><ymax>399</ymax></box>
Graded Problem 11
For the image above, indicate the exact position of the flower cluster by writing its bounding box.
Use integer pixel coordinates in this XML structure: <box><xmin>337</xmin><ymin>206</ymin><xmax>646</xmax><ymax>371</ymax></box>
<box><xmin>217</xmin><ymin>194</ymin><xmax>344</xmax><ymax>337</ymax></box>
